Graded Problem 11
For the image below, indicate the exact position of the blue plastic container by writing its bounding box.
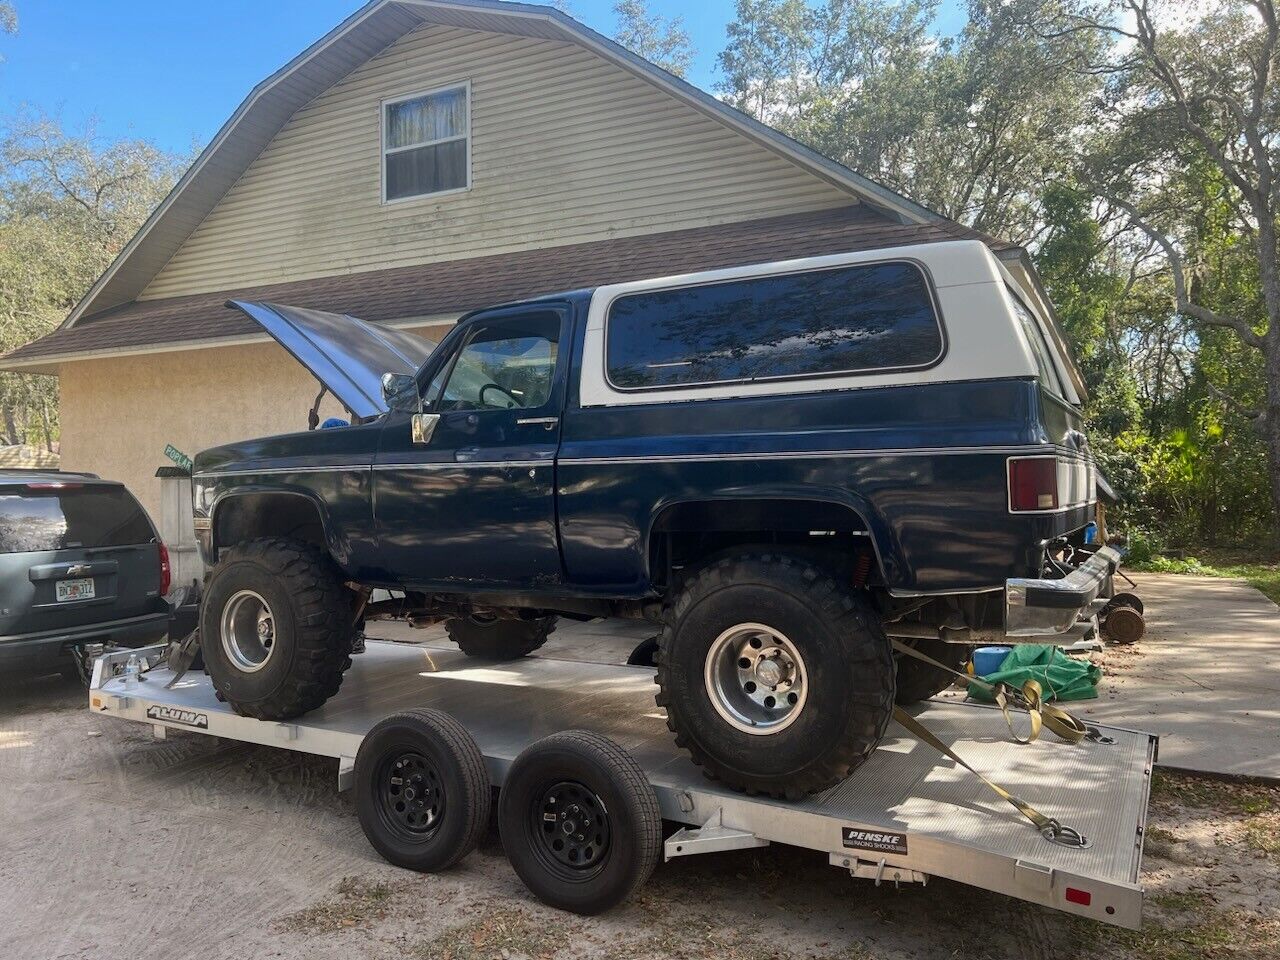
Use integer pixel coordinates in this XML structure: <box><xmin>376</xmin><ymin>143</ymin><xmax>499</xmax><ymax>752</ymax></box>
<box><xmin>972</xmin><ymin>645</ymin><xmax>1013</xmax><ymax>677</ymax></box>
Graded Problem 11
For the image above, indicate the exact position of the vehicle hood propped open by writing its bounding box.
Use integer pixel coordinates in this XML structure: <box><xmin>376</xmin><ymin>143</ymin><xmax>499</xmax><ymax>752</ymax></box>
<box><xmin>226</xmin><ymin>300</ymin><xmax>437</xmax><ymax>419</ymax></box>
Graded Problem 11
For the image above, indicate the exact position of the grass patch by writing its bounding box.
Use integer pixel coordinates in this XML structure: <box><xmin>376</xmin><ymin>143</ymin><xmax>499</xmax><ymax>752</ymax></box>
<box><xmin>1150</xmin><ymin>770</ymin><xmax>1275</xmax><ymax>815</ymax></box>
<box><xmin>1129</xmin><ymin>551</ymin><xmax>1280</xmax><ymax>604</ymax></box>
<box><xmin>416</xmin><ymin>906</ymin><xmax>575</xmax><ymax>960</ymax></box>
<box><xmin>1243</xmin><ymin>815</ymin><xmax>1280</xmax><ymax>856</ymax></box>
<box><xmin>278</xmin><ymin>875</ymin><xmax>400</xmax><ymax>934</ymax></box>
<box><xmin>1074</xmin><ymin>907</ymin><xmax>1280</xmax><ymax>960</ymax></box>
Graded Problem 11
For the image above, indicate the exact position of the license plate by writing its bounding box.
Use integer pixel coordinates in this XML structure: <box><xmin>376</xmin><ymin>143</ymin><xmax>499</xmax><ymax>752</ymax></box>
<box><xmin>56</xmin><ymin>578</ymin><xmax>95</xmax><ymax>602</ymax></box>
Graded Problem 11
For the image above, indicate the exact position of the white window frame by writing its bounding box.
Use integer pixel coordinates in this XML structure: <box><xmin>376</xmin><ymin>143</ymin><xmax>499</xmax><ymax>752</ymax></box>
<box><xmin>380</xmin><ymin>80</ymin><xmax>472</xmax><ymax>205</ymax></box>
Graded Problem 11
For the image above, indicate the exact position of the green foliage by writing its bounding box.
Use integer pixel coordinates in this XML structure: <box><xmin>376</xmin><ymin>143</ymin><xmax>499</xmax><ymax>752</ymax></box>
<box><xmin>0</xmin><ymin>116</ymin><xmax>186</xmax><ymax>449</ymax></box>
<box><xmin>713</xmin><ymin>0</ymin><xmax>1279</xmax><ymax>547</ymax></box>
<box><xmin>612</xmin><ymin>0</ymin><xmax>694</xmax><ymax>78</ymax></box>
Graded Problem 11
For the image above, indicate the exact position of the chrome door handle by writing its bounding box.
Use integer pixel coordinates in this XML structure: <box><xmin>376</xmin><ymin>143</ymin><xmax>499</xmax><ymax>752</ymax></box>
<box><xmin>516</xmin><ymin>416</ymin><xmax>559</xmax><ymax>429</ymax></box>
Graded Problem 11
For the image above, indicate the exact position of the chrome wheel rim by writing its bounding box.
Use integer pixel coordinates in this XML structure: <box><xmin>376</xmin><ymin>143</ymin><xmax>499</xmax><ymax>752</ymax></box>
<box><xmin>704</xmin><ymin>622</ymin><xmax>808</xmax><ymax>735</ymax></box>
<box><xmin>220</xmin><ymin>589</ymin><xmax>276</xmax><ymax>673</ymax></box>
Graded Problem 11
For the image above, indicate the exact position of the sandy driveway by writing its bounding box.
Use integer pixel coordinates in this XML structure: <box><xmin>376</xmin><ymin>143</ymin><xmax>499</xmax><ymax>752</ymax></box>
<box><xmin>1</xmin><ymin>658</ymin><xmax>1277</xmax><ymax>960</ymax></box>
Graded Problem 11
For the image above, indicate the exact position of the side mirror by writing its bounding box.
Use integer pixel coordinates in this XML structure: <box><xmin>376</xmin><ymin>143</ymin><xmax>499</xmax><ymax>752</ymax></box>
<box><xmin>411</xmin><ymin>413</ymin><xmax>440</xmax><ymax>445</ymax></box>
<box><xmin>380</xmin><ymin>372</ymin><xmax>417</xmax><ymax>411</ymax></box>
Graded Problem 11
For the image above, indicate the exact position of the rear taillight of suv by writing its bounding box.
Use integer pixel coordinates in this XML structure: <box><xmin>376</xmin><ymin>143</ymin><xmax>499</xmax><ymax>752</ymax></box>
<box><xmin>1008</xmin><ymin>456</ymin><xmax>1059</xmax><ymax>512</ymax></box>
<box><xmin>157</xmin><ymin>541</ymin><xmax>171</xmax><ymax>597</ymax></box>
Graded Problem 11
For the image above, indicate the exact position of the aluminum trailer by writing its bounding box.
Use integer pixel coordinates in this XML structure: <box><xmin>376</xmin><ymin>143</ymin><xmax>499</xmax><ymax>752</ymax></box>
<box><xmin>89</xmin><ymin>638</ymin><xmax>1155</xmax><ymax>929</ymax></box>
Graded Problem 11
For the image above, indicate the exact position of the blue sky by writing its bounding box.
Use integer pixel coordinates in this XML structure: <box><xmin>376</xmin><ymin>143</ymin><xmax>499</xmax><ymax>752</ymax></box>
<box><xmin>0</xmin><ymin>1</ymin><xmax>965</xmax><ymax>154</ymax></box>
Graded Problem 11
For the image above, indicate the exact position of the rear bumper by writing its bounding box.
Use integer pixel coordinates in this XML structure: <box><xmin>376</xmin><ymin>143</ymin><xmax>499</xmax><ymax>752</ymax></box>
<box><xmin>0</xmin><ymin>611</ymin><xmax>171</xmax><ymax>670</ymax></box>
<box><xmin>1005</xmin><ymin>546</ymin><xmax>1121</xmax><ymax>637</ymax></box>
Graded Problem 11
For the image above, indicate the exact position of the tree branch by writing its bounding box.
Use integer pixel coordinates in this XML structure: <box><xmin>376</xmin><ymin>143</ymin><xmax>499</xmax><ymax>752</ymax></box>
<box><xmin>1109</xmin><ymin>193</ymin><xmax>1266</xmax><ymax>351</ymax></box>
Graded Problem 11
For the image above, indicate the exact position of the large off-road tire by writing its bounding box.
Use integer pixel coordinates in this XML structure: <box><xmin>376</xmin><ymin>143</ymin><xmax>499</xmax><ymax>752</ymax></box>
<box><xmin>199</xmin><ymin>538</ymin><xmax>355</xmax><ymax>720</ymax></box>
<box><xmin>498</xmin><ymin>731</ymin><xmax>661</xmax><ymax>915</ymax></box>
<box><xmin>655</xmin><ymin>552</ymin><xmax>895</xmax><ymax>799</ymax></box>
<box><xmin>445</xmin><ymin>615</ymin><xmax>556</xmax><ymax>660</ymax></box>
<box><xmin>893</xmin><ymin>638</ymin><xmax>972</xmax><ymax>705</ymax></box>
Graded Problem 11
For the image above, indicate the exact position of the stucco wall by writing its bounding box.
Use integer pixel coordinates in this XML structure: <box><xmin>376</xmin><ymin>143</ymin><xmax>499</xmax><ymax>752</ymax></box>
<box><xmin>58</xmin><ymin>325</ymin><xmax>451</xmax><ymax>522</ymax></box>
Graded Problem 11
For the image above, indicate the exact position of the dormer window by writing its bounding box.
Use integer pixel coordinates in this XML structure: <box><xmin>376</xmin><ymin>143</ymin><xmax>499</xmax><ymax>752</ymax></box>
<box><xmin>382</xmin><ymin>82</ymin><xmax>470</xmax><ymax>202</ymax></box>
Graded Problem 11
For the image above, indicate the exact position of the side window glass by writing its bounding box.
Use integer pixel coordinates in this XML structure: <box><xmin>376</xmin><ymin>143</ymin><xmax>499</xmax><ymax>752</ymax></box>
<box><xmin>1009</xmin><ymin>293</ymin><xmax>1064</xmax><ymax>397</ymax></box>
<box><xmin>433</xmin><ymin>313</ymin><xmax>560</xmax><ymax>412</ymax></box>
<box><xmin>605</xmin><ymin>261</ymin><xmax>943</xmax><ymax>390</ymax></box>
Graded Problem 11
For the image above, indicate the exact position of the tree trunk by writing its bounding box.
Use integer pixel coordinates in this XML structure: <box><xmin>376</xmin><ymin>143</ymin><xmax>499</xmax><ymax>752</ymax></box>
<box><xmin>1266</xmin><ymin>344</ymin><xmax>1280</xmax><ymax>545</ymax></box>
<box><xmin>1</xmin><ymin>404</ymin><xmax>17</xmax><ymax>447</ymax></box>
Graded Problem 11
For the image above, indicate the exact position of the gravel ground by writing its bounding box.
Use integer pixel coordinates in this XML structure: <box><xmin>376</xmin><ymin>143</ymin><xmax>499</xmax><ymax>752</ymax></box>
<box><xmin>1</xmin><ymin>667</ymin><xmax>1277</xmax><ymax>960</ymax></box>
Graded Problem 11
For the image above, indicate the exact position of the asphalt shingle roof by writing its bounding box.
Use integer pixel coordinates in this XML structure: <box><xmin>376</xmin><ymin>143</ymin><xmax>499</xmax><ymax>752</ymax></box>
<box><xmin>2</xmin><ymin>205</ymin><xmax>1014</xmax><ymax>367</ymax></box>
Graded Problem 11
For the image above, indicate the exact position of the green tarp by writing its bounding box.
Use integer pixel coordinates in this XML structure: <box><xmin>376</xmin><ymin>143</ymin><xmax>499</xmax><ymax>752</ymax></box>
<box><xmin>969</xmin><ymin>644</ymin><xmax>1101</xmax><ymax>702</ymax></box>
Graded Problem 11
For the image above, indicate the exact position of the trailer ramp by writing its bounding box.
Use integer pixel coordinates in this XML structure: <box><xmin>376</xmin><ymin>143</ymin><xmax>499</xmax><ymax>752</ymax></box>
<box><xmin>90</xmin><ymin>640</ymin><xmax>1154</xmax><ymax>929</ymax></box>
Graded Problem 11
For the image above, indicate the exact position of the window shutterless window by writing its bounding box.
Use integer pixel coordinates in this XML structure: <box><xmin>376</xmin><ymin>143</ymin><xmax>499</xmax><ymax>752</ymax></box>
<box><xmin>382</xmin><ymin>83</ymin><xmax>470</xmax><ymax>202</ymax></box>
<box><xmin>605</xmin><ymin>261</ymin><xmax>944</xmax><ymax>390</ymax></box>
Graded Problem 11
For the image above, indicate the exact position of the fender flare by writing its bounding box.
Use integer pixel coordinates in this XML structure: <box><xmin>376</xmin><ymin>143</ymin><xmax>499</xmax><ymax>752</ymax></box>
<box><xmin>208</xmin><ymin>485</ymin><xmax>353</xmax><ymax>569</ymax></box>
<box><xmin>644</xmin><ymin>488</ymin><xmax>906</xmax><ymax>589</ymax></box>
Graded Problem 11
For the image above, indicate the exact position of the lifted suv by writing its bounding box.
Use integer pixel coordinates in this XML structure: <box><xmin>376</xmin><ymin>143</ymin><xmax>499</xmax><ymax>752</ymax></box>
<box><xmin>191</xmin><ymin>241</ymin><xmax>1120</xmax><ymax>797</ymax></box>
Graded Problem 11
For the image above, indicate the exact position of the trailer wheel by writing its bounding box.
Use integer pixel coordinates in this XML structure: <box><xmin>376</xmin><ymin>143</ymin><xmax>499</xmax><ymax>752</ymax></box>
<box><xmin>446</xmin><ymin>615</ymin><xmax>556</xmax><ymax>660</ymax></box>
<box><xmin>655</xmin><ymin>552</ymin><xmax>895</xmax><ymax>799</ymax></box>
<box><xmin>354</xmin><ymin>709</ymin><xmax>491</xmax><ymax>872</ymax></box>
<box><xmin>199</xmin><ymin>538</ymin><xmax>354</xmax><ymax>720</ymax></box>
<box><xmin>893</xmin><ymin>638</ymin><xmax>971</xmax><ymax>705</ymax></box>
<box><xmin>498</xmin><ymin>731</ymin><xmax>660</xmax><ymax>915</ymax></box>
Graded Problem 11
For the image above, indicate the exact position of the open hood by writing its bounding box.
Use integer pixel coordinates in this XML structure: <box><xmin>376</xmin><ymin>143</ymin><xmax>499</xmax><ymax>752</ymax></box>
<box><xmin>227</xmin><ymin>300</ymin><xmax>437</xmax><ymax>419</ymax></box>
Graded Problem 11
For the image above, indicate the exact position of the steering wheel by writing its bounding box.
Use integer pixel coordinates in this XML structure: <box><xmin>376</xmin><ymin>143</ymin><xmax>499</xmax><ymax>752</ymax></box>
<box><xmin>479</xmin><ymin>382</ymin><xmax>521</xmax><ymax>409</ymax></box>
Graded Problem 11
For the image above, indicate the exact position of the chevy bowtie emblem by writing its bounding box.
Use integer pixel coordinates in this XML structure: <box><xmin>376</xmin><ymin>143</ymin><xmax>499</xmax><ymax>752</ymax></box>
<box><xmin>65</xmin><ymin>564</ymin><xmax>91</xmax><ymax>576</ymax></box>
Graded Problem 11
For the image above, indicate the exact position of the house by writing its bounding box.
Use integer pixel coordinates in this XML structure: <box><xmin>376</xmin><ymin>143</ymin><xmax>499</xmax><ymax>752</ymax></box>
<box><xmin>0</xmin><ymin>0</ymin><xmax>1071</xmax><ymax>520</ymax></box>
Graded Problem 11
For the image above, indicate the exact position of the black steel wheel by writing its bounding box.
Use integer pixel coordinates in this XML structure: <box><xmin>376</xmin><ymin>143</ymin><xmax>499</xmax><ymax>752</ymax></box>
<box><xmin>355</xmin><ymin>709</ymin><xmax>490</xmax><ymax>872</ymax></box>
<box><xmin>373</xmin><ymin>750</ymin><xmax>446</xmax><ymax>840</ymax></box>
<box><xmin>530</xmin><ymin>780</ymin><xmax>613</xmax><ymax>880</ymax></box>
<box><xmin>499</xmin><ymin>731</ymin><xmax>660</xmax><ymax>915</ymax></box>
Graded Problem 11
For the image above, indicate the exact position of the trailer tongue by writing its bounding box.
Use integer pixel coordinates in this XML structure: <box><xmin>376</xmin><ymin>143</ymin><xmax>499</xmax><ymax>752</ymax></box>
<box><xmin>90</xmin><ymin>639</ymin><xmax>1154</xmax><ymax>929</ymax></box>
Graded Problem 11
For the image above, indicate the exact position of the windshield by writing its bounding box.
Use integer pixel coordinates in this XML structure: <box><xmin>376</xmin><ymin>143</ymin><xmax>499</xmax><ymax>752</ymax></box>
<box><xmin>0</xmin><ymin>485</ymin><xmax>154</xmax><ymax>554</ymax></box>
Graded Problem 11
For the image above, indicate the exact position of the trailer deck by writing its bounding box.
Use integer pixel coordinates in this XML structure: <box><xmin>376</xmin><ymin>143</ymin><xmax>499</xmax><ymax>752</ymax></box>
<box><xmin>90</xmin><ymin>639</ymin><xmax>1155</xmax><ymax>929</ymax></box>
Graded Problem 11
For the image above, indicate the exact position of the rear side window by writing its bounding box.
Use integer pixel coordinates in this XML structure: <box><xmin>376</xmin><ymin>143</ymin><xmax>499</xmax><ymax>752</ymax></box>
<box><xmin>1009</xmin><ymin>292</ymin><xmax>1065</xmax><ymax>397</ymax></box>
<box><xmin>605</xmin><ymin>261</ymin><xmax>943</xmax><ymax>390</ymax></box>
<box><xmin>0</xmin><ymin>485</ymin><xmax>154</xmax><ymax>554</ymax></box>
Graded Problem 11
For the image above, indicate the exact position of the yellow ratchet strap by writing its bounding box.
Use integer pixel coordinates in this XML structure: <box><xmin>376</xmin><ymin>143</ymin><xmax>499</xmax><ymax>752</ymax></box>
<box><xmin>890</xmin><ymin>639</ymin><xmax>1091</xmax><ymax>745</ymax></box>
<box><xmin>891</xmin><ymin>706</ymin><xmax>1088</xmax><ymax>847</ymax></box>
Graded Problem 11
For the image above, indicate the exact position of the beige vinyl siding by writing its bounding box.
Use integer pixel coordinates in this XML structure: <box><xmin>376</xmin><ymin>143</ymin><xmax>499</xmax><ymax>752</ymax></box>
<box><xmin>142</xmin><ymin>24</ymin><xmax>853</xmax><ymax>299</ymax></box>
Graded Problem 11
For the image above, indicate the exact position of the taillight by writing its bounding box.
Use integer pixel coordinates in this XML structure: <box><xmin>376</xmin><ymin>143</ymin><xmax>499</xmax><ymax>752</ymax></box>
<box><xmin>1008</xmin><ymin>457</ymin><xmax>1059</xmax><ymax>512</ymax></box>
<box><xmin>157</xmin><ymin>541</ymin><xmax>172</xmax><ymax>596</ymax></box>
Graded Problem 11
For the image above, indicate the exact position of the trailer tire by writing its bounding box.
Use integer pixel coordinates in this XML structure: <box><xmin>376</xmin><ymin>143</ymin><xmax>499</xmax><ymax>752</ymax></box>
<box><xmin>446</xmin><ymin>615</ymin><xmax>556</xmax><ymax>660</ymax></box>
<box><xmin>655</xmin><ymin>551</ymin><xmax>895</xmax><ymax>799</ymax></box>
<box><xmin>199</xmin><ymin>537</ymin><xmax>354</xmax><ymax>720</ymax></box>
<box><xmin>355</xmin><ymin>709</ymin><xmax>491</xmax><ymax>872</ymax></box>
<box><xmin>893</xmin><ymin>639</ymin><xmax>971</xmax><ymax>705</ymax></box>
<box><xmin>499</xmin><ymin>731</ymin><xmax>660</xmax><ymax>915</ymax></box>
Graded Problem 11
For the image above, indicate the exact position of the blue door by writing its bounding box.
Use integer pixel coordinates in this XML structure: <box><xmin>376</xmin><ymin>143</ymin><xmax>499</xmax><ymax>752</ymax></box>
<box><xmin>373</xmin><ymin>307</ymin><xmax>568</xmax><ymax>588</ymax></box>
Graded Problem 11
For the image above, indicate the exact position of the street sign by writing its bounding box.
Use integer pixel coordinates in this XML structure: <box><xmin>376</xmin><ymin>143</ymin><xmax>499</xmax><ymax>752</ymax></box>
<box><xmin>163</xmin><ymin>444</ymin><xmax>194</xmax><ymax>473</ymax></box>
